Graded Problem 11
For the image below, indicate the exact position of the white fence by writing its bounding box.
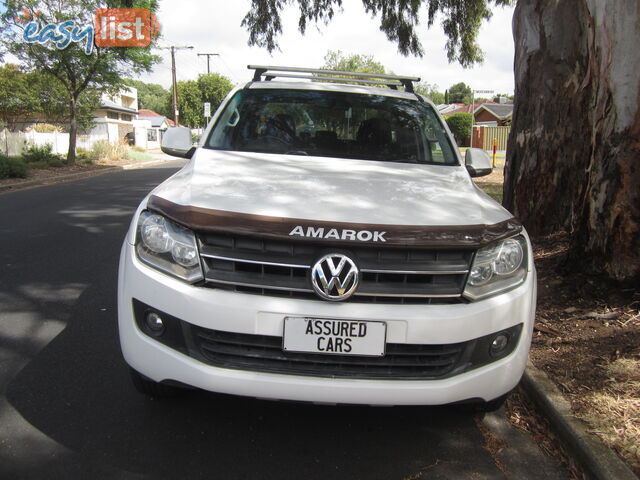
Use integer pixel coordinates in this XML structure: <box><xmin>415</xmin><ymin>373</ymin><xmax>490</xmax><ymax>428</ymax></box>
<box><xmin>0</xmin><ymin>124</ymin><xmax>111</xmax><ymax>156</ymax></box>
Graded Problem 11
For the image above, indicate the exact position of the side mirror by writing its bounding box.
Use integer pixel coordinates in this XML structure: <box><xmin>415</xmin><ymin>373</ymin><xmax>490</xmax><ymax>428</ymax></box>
<box><xmin>161</xmin><ymin>126</ymin><xmax>195</xmax><ymax>159</ymax></box>
<box><xmin>465</xmin><ymin>148</ymin><xmax>493</xmax><ymax>177</ymax></box>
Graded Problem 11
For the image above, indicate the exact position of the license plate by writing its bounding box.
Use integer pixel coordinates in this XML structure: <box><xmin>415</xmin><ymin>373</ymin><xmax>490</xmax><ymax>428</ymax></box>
<box><xmin>283</xmin><ymin>317</ymin><xmax>386</xmax><ymax>356</ymax></box>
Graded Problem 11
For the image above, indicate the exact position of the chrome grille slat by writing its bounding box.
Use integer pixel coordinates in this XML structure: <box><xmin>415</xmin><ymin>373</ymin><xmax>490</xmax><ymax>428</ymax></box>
<box><xmin>200</xmin><ymin>253</ymin><xmax>309</xmax><ymax>269</ymax></box>
<box><xmin>198</xmin><ymin>233</ymin><xmax>472</xmax><ymax>303</ymax></box>
<box><xmin>360</xmin><ymin>268</ymin><xmax>468</xmax><ymax>275</ymax></box>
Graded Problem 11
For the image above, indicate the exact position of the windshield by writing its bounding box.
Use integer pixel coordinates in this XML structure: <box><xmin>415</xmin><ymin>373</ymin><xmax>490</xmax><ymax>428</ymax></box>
<box><xmin>205</xmin><ymin>88</ymin><xmax>458</xmax><ymax>165</ymax></box>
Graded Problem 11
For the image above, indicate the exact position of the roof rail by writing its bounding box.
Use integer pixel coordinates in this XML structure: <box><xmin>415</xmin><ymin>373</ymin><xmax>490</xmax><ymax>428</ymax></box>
<box><xmin>248</xmin><ymin>65</ymin><xmax>420</xmax><ymax>93</ymax></box>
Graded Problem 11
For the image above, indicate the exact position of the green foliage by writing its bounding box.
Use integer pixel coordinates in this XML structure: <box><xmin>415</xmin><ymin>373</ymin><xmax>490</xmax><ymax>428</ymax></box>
<box><xmin>21</xmin><ymin>144</ymin><xmax>63</xmax><ymax>167</ymax></box>
<box><xmin>323</xmin><ymin>50</ymin><xmax>386</xmax><ymax>74</ymax></box>
<box><xmin>168</xmin><ymin>74</ymin><xmax>234</xmax><ymax>128</ymax></box>
<box><xmin>0</xmin><ymin>1</ymin><xmax>161</xmax><ymax>162</ymax></box>
<box><xmin>0</xmin><ymin>64</ymin><xmax>40</xmax><ymax>122</ymax></box>
<box><xmin>445</xmin><ymin>113</ymin><xmax>472</xmax><ymax>145</ymax></box>
<box><xmin>0</xmin><ymin>65</ymin><xmax>100</xmax><ymax>132</ymax></box>
<box><xmin>171</xmin><ymin>80</ymin><xmax>201</xmax><ymax>128</ymax></box>
<box><xmin>0</xmin><ymin>154</ymin><xmax>28</xmax><ymax>179</ymax></box>
<box><xmin>317</xmin><ymin>50</ymin><xmax>393</xmax><ymax>93</ymax></box>
<box><xmin>197</xmin><ymin>73</ymin><xmax>234</xmax><ymax>116</ymax></box>
<box><xmin>125</xmin><ymin>78</ymin><xmax>172</xmax><ymax>117</ymax></box>
<box><xmin>75</xmin><ymin>147</ymin><xmax>95</xmax><ymax>164</ymax></box>
<box><xmin>494</xmin><ymin>93</ymin><xmax>515</xmax><ymax>102</ymax></box>
<box><xmin>448</xmin><ymin>82</ymin><xmax>472</xmax><ymax>104</ymax></box>
<box><xmin>242</xmin><ymin>0</ymin><xmax>513</xmax><ymax>67</ymax></box>
<box><xmin>125</xmin><ymin>149</ymin><xmax>152</xmax><ymax>162</ymax></box>
<box><xmin>415</xmin><ymin>82</ymin><xmax>445</xmax><ymax>104</ymax></box>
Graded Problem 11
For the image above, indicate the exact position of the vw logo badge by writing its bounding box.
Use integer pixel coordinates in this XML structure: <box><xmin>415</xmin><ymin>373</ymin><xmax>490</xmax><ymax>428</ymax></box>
<box><xmin>311</xmin><ymin>253</ymin><xmax>359</xmax><ymax>301</ymax></box>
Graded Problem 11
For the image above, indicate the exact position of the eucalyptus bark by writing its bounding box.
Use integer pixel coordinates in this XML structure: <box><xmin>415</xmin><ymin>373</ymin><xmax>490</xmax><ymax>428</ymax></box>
<box><xmin>504</xmin><ymin>0</ymin><xmax>640</xmax><ymax>280</ymax></box>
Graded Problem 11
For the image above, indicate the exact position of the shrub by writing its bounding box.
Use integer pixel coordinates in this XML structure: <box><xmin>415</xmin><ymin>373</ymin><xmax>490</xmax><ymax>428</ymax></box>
<box><xmin>445</xmin><ymin>113</ymin><xmax>473</xmax><ymax>147</ymax></box>
<box><xmin>21</xmin><ymin>144</ymin><xmax>64</xmax><ymax>167</ymax></box>
<box><xmin>0</xmin><ymin>154</ymin><xmax>28</xmax><ymax>179</ymax></box>
<box><xmin>91</xmin><ymin>140</ymin><xmax>129</xmax><ymax>162</ymax></box>
<box><xmin>31</xmin><ymin>123</ymin><xmax>63</xmax><ymax>133</ymax></box>
<box><xmin>75</xmin><ymin>147</ymin><xmax>96</xmax><ymax>164</ymax></box>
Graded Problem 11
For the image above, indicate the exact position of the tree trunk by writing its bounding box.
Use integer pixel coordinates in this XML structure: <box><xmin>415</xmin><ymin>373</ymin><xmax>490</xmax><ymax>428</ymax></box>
<box><xmin>67</xmin><ymin>95</ymin><xmax>78</xmax><ymax>164</ymax></box>
<box><xmin>504</xmin><ymin>0</ymin><xmax>640</xmax><ymax>280</ymax></box>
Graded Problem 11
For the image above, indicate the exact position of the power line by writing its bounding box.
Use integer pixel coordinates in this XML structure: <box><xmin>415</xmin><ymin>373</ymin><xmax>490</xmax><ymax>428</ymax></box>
<box><xmin>197</xmin><ymin>53</ymin><xmax>219</xmax><ymax>75</ymax></box>
<box><xmin>217</xmin><ymin>55</ymin><xmax>241</xmax><ymax>84</ymax></box>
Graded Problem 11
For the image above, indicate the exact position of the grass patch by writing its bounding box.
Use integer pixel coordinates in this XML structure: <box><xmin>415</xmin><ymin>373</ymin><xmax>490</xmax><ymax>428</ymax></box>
<box><xmin>477</xmin><ymin>182</ymin><xmax>503</xmax><ymax>203</ymax></box>
<box><xmin>125</xmin><ymin>149</ymin><xmax>152</xmax><ymax>162</ymax></box>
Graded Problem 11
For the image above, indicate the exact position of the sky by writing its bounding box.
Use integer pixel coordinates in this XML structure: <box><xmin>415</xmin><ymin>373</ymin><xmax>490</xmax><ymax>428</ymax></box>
<box><xmin>141</xmin><ymin>1</ymin><xmax>516</xmax><ymax>95</ymax></box>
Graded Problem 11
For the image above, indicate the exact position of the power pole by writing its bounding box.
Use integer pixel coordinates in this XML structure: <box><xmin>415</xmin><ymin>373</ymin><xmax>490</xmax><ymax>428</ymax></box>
<box><xmin>157</xmin><ymin>45</ymin><xmax>193</xmax><ymax>125</ymax></box>
<box><xmin>197</xmin><ymin>53</ymin><xmax>219</xmax><ymax>74</ymax></box>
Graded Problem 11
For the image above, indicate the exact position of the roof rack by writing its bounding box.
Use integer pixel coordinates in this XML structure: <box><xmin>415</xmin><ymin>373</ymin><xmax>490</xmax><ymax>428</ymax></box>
<box><xmin>248</xmin><ymin>65</ymin><xmax>420</xmax><ymax>93</ymax></box>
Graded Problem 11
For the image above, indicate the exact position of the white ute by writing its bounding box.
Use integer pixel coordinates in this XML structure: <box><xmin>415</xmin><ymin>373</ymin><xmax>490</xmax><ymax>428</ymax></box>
<box><xmin>118</xmin><ymin>65</ymin><xmax>536</xmax><ymax>409</ymax></box>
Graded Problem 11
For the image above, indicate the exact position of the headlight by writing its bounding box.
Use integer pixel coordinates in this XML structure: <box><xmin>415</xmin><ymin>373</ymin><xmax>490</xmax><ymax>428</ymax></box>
<box><xmin>463</xmin><ymin>235</ymin><xmax>528</xmax><ymax>300</ymax></box>
<box><xmin>135</xmin><ymin>211</ymin><xmax>203</xmax><ymax>283</ymax></box>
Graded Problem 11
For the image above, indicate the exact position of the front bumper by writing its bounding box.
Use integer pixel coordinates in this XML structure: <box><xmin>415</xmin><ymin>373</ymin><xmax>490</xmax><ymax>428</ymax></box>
<box><xmin>118</xmin><ymin>241</ymin><xmax>536</xmax><ymax>405</ymax></box>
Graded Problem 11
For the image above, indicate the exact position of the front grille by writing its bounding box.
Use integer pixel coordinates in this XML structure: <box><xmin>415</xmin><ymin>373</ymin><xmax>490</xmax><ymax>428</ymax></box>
<box><xmin>191</xmin><ymin>326</ymin><xmax>469</xmax><ymax>380</ymax></box>
<box><xmin>198</xmin><ymin>232</ymin><xmax>473</xmax><ymax>304</ymax></box>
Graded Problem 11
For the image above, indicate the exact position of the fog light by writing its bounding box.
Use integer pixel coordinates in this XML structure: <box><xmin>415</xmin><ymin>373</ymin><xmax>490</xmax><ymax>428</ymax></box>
<box><xmin>490</xmin><ymin>333</ymin><xmax>509</xmax><ymax>356</ymax></box>
<box><xmin>145</xmin><ymin>312</ymin><xmax>165</xmax><ymax>336</ymax></box>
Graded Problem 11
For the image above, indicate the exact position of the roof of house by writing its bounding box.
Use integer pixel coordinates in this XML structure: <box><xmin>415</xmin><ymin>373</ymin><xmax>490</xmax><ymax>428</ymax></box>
<box><xmin>138</xmin><ymin>109</ymin><xmax>163</xmax><ymax>117</ymax></box>
<box><xmin>137</xmin><ymin>109</ymin><xmax>176</xmax><ymax>127</ymax></box>
<box><xmin>100</xmin><ymin>100</ymin><xmax>138</xmax><ymax>115</ymax></box>
<box><xmin>138</xmin><ymin>115</ymin><xmax>168</xmax><ymax>128</ymax></box>
<box><xmin>475</xmin><ymin>103</ymin><xmax>514</xmax><ymax>119</ymax></box>
<box><xmin>436</xmin><ymin>101</ymin><xmax>498</xmax><ymax>116</ymax></box>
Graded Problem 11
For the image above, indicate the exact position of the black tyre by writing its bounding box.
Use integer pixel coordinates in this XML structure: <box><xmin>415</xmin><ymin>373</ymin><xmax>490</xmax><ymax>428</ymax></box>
<box><xmin>129</xmin><ymin>368</ymin><xmax>183</xmax><ymax>398</ymax></box>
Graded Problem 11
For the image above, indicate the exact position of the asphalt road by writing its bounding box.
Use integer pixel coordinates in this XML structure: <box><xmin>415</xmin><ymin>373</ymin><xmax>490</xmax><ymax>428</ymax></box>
<box><xmin>0</xmin><ymin>161</ymin><xmax>567</xmax><ymax>480</ymax></box>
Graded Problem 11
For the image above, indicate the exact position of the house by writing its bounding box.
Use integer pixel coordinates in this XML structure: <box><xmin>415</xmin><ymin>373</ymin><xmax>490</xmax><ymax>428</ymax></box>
<box><xmin>135</xmin><ymin>109</ymin><xmax>174</xmax><ymax>149</ymax></box>
<box><xmin>473</xmin><ymin>103</ymin><xmax>514</xmax><ymax>126</ymax></box>
<box><xmin>91</xmin><ymin>86</ymin><xmax>139</xmax><ymax>142</ymax></box>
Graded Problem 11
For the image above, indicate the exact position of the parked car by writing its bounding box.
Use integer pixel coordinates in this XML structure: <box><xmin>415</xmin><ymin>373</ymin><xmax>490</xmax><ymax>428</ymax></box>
<box><xmin>118</xmin><ymin>65</ymin><xmax>536</xmax><ymax>410</ymax></box>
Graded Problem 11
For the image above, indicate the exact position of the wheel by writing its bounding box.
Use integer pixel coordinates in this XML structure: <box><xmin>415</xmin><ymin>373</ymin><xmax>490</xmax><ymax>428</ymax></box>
<box><xmin>129</xmin><ymin>368</ymin><xmax>183</xmax><ymax>398</ymax></box>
